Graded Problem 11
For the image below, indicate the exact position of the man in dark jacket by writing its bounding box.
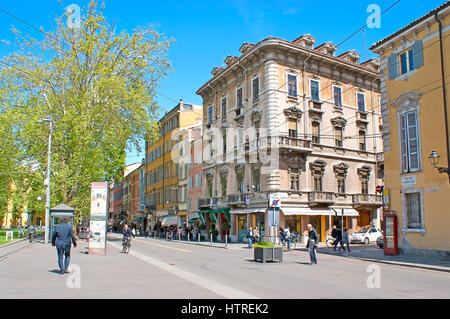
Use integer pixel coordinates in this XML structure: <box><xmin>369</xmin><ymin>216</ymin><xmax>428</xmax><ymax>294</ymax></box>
<box><xmin>332</xmin><ymin>226</ymin><xmax>343</xmax><ymax>251</ymax></box>
<box><xmin>52</xmin><ymin>218</ymin><xmax>77</xmax><ymax>275</ymax></box>
<box><xmin>307</xmin><ymin>224</ymin><xmax>319</xmax><ymax>265</ymax></box>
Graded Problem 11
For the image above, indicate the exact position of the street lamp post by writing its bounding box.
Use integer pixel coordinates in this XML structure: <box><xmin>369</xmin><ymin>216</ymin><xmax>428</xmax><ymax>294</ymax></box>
<box><xmin>37</xmin><ymin>117</ymin><xmax>53</xmax><ymax>244</ymax></box>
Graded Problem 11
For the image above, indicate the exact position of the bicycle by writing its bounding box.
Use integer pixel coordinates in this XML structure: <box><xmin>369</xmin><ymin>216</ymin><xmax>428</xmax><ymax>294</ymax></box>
<box><xmin>281</xmin><ymin>234</ymin><xmax>297</xmax><ymax>250</ymax></box>
<box><xmin>122</xmin><ymin>237</ymin><xmax>131</xmax><ymax>254</ymax></box>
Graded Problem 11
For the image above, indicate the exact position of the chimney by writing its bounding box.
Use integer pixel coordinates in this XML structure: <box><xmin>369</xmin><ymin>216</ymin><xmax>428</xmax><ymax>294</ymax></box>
<box><xmin>179</xmin><ymin>99</ymin><xmax>183</xmax><ymax>110</ymax></box>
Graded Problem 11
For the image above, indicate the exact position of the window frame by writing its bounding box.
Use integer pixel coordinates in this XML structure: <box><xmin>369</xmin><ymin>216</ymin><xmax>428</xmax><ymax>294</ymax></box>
<box><xmin>312</xmin><ymin>121</ymin><xmax>320</xmax><ymax>144</ymax></box>
<box><xmin>310</xmin><ymin>79</ymin><xmax>320</xmax><ymax>101</ymax></box>
<box><xmin>401</xmin><ymin>188</ymin><xmax>425</xmax><ymax>232</ymax></box>
<box><xmin>252</xmin><ymin>76</ymin><xmax>260</xmax><ymax>100</ymax></box>
<box><xmin>333</xmin><ymin>85</ymin><xmax>342</xmax><ymax>107</ymax></box>
<box><xmin>399</xmin><ymin>110</ymin><xmax>421</xmax><ymax>173</ymax></box>
<box><xmin>357</xmin><ymin>92</ymin><xmax>366</xmax><ymax>112</ymax></box>
<box><xmin>287</xmin><ymin>74</ymin><xmax>298</xmax><ymax>97</ymax></box>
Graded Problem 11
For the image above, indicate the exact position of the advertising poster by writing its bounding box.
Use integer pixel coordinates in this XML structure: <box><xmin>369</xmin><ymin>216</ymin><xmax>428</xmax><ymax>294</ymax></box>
<box><xmin>89</xmin><ymin>182</ymin><xmax>108</xmax><ymax>255</ymax></box>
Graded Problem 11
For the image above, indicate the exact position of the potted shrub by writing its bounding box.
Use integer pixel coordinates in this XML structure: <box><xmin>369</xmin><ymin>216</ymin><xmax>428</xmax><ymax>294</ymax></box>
<box><xmin>253</xmin><ymin>241</ymin><xmax>283</xmax><ymax>263</ymax></box>
<box><xmin>210</xmin><ymin>228</ymin><xmax>219</xmax><ymax>241</ymax></box>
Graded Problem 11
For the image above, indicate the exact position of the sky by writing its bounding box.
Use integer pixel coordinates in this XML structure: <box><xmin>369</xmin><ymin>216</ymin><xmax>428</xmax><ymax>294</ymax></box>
<box><xmin>0</xmin><ymin>0</ymin><xmax>445</xmax><ymax>164</ymax></box>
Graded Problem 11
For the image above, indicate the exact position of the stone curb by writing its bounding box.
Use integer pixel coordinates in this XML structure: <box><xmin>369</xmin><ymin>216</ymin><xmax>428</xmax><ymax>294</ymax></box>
<box><xmin>345</xmin><ymin>256</ymin><xmax>450</xmax><ymax>273</ymax></box>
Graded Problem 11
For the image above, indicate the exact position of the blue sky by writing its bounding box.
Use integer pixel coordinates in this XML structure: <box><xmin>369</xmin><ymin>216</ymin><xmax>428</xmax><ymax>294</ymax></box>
<box><xmin>0</xmin><ymin>0</ymin><xmax>445</xmax><ymax>164</ymax></box>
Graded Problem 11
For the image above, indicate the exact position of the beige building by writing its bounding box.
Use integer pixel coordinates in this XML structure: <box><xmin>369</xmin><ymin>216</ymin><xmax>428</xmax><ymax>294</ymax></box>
<box><xmin>196</xmin><ymin>34</ymin><xmax>384</xmax><ymax>243</ymax></box>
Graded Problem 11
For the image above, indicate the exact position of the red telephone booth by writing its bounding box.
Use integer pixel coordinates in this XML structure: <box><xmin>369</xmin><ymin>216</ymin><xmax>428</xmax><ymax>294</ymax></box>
<box><xmin>383</xmin><ymin>212</ymin><xmax>398</xmax><ymax>255</ymax></box>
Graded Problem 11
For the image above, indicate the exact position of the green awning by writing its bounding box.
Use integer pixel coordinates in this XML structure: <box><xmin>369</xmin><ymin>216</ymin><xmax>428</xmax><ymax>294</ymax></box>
<box><xmin>188</xmin><ymin>218</ymin><xmax>199</xmax><ymax>224</ymax></box>
<box><xmin>209</xmin><ymin>212</ymin><xmax>218</xmax><ymax>224</ymax></box>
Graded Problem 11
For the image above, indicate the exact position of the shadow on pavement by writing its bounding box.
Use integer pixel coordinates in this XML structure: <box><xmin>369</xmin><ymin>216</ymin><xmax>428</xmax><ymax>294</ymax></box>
<box><xmin>48</xmin><ymin>269</ymin><xmax>65</xmax><ymax>275</ymax></box>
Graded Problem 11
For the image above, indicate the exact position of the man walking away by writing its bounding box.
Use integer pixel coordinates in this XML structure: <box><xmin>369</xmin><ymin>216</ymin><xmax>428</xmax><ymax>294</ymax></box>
<box><xmin>340</xmin><ymin>228</ymin><xmax>351</xmax><ymax>252</ymax></box>
<box><xmin>28</xmin><ymin>225</ymin><xmax>35</xmax><ymax>243</ymax></box>
<box><xmin>52</xmin><ymin>218</ymin><xmax>77</xmax><ymax>275</ymax></box>
<box><xmin>246</xmin><ymin>227</ymin><xmax>254</xmax><ymax>248</ymax></box>
<box><xmin>306</xmin><ymin>224</ymin><xmax>318</xmax><ymax>265</ymax></box>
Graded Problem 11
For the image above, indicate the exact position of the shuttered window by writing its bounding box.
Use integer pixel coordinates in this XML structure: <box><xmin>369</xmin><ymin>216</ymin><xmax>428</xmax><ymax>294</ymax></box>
<box><xmin>288</xmin><ymin>119</ymin><xmax>297</xmax><ymax>137</ymax></box>
<box><xmin>388</xmin><ymin>40</ymin><xmax>423</xmax><ymax>80</ymax></box>
<box><xmin>406</xmin><ymin>192</ymin><xmax>422</xmax><ymax>229</ymax></box>
<box><xmin>312</xmin><ymin>122</ymin><xmax>320</xmax><ymax>144</ymax></box>
<box><xmin>400</xmin><ymin>111</ymin><xmax>420</xmax><ymax>172</ymax></box>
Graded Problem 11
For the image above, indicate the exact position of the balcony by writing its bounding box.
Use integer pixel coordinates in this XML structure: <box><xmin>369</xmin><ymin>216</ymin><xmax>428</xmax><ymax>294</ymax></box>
<box><xmin>278</xmin><ymin>135</ymin><xmax>312</xmax><ymax>149</ymax></box>
<box><xmin>227</xmin><ymin>193</ymin><xmax>248</xmax><ymax>206</ymax></box>
<box><xmin>352</xmin><ymin>194</ymin><xmax>383</xmax><ymax>207</ymax></box>
<box><xmin>308</xmin><ymin>100</ymin><xmax>324</xmax><ymax>114</ymax></box>
<box><xmin>198</xmin><ymin>197</ymin><xmax>218</xmax><ymax>208</ymax></box>
<box><xmin>227</xmin><ymin>192</ymin><xmax>267</xmax><ymax>206</ymax></box>
<box><xmin>356</xmin><ymin>111</ymin><xmax>369</xmax><ymax>124</ymax></box>
<box><xmin>308</xmin><ymin>192</ymin><xmax>335</xmax><ymax>206</ymax></box>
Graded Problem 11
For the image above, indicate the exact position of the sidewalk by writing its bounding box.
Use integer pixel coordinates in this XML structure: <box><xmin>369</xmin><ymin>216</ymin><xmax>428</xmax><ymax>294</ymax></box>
<box><xmin>314</xmin><ymin>244</ymin><xmax>450</xmax><ymax>273</ymax></box>
<box><xmin>0</xmin><ymin>237</ymin><xmax>221</xmax><ymax>299</ymax></box>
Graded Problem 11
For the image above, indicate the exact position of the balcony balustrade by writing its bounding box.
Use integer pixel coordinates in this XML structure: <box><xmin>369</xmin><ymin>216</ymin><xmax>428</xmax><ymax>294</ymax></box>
<box><xmin>308</xmin><ymin>192</ymin><xmax>335</xmax><ymax>205</ymax></box>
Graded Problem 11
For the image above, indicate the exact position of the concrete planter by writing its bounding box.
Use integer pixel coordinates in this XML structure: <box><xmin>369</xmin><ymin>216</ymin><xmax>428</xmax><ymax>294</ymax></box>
<box><xmin>253</xmin><ymin>247</ymin><xmax>283</xmax><ymax>263</ymax></box>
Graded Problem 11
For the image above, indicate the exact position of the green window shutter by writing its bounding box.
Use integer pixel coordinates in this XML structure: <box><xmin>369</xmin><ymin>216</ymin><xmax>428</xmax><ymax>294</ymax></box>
<box><xmin>412</xmin><ymin>40</ymin><xmax>423</xmax><ymax>69</ymax></box>
<box><xmin>388</xmin><ymin>54</ymin><xmax>397</xmax><ymax>80</ymax></box>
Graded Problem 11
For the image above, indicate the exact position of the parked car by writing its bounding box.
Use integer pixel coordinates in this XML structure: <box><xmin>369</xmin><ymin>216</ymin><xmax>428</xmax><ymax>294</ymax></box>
<box><xmin>350</xmin><ymin>227</ymin><xmax>381</xmax><ymax>244</ymax></box>
<box><xmin>377</xmin><ymin>236</ymin><xmax>384</xmax><ymax>248</ymax></box>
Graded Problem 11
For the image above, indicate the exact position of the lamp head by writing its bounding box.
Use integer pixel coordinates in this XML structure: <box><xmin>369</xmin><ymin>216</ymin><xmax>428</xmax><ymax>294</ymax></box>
<box><xmin>428</xmin><ymin>150</ymin><xmax>440</xmax><ymax>167</ymax></box>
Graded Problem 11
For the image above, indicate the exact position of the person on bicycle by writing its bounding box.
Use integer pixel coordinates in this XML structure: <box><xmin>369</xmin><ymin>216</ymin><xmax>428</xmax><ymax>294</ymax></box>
<box><xmin>122</xmin><ymin>224</ymin><xmax>133</xmax><ymax>245</ymax></box>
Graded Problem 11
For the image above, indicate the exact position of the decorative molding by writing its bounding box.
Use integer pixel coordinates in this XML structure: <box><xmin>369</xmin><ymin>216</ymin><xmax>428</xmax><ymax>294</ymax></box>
<box><xmin>333</xmin><ymin>162</ymin><xmax>349</xmax><ymax>177</ymax></box>
<box><xmin>331</xmin><ymin>116</ymin><xmax>347</xmax><ymax>128</ymax></box>
<box><xmin>391</xmin><ymin>91</ymin><xmax>423</xmax><ymax>113</ymax></box>
<box><xmin>310</xmin><ymin>159</ymin><xmax>327</xmax><ymax>176</ymax></box>
<box><xmin>283</xmin><ymin>106</ymin><xmax>303</xmax><ymax>119</ymax></box>
<box><xmin>357</xmin><ymin>165</ymin><xmax>372</xmax><ymax>180</ymax></box>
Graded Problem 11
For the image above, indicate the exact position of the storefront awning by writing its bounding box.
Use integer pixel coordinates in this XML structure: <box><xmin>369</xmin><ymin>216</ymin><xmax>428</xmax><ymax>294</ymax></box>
<box><xmin>281</xmin><ymin>207</ymin><xmax>334</xmax><ymax>216</ymax></box>
<box><xmin>198</xmin><ymin>208</ymin><xmax>231</xmax><ymax>223</ymax></box>
<box><xmin>229</xmin><ymin>208</ymin><xmax>266</xmax><ymax>214</ymax></box>
<box><xmin>330</xmin><ymin>207</ymin><xmax>360</xmax><ymax>217</ymax></box>
<box><xmin>161</xmin><ymin>215</ymin><xmax>179</xmax><ymax>226</ymax></box>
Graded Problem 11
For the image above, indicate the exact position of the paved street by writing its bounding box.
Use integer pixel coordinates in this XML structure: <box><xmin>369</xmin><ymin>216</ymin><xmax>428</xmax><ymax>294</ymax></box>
<box><xmin>1</xmin><ymin>234</ymin><xmax>449</xmax><ymax>299</ymax></box>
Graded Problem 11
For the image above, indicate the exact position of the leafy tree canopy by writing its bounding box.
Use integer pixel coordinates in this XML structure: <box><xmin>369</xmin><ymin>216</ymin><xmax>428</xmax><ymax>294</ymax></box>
<box><xmin>0</xmin><ymin>0</ymin><xmax>171</xmax><ymax>221</ymax></box>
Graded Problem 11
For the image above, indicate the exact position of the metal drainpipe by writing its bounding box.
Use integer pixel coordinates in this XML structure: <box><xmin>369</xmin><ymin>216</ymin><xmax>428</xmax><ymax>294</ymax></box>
<box><xmin>434</xmin><ymin>12</ymin><xmax>450</xmax><ymax>182</ymax></box>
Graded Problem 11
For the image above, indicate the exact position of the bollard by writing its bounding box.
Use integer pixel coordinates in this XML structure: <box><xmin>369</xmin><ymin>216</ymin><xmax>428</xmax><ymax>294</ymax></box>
<box><xmin>178</xmin><ymin>232</ymin><xmax>181</xmax><ymax>241</ymax></box>
<box><xmin>225</xmin><ymin>234</ymin><xmax>228</xmax><ymax>248</ymax></box>
<box><xmin>198</xmin><ymin>233</ymin><xmax>200</xmax><ymax>244</ymax></box>
<box><xmin>210</xmin><ymin>233</ymin><xmax>213</xmax><ymax>245</ymax></box>
<box><xmin>187</xmin><ymin>232</ymin><xmax>190</xmax><ymax>242</ymax></box>
<box><xmin>166</xmin><ymin>232</ymin><xmax>168</xmax><ymax>240</ymax></box>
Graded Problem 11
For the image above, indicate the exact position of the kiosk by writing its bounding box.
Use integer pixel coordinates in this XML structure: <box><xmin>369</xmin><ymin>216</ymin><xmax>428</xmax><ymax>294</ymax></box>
<box><xmin>383</xmin><ymin>211</ymin><xmax>398</xmax><ymax>255</ymax></box>
<box><xmin>50</xmin><ymin>204</ymin><xmax>75</xmax><ymax>235</ymax></box>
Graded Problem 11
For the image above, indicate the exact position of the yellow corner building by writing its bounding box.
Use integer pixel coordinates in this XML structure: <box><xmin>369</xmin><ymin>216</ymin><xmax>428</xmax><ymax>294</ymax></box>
<box><xmin>371</xmin><ymin>2</ymin><xmax>450</xmax><ymax>255</ymax></box>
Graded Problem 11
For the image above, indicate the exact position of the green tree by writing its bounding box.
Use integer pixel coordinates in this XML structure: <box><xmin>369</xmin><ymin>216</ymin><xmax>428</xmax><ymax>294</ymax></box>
<box><xmin>0</xmin><ymin>0</ymin><xmax>171</xmax><ymax>221</ymax></box>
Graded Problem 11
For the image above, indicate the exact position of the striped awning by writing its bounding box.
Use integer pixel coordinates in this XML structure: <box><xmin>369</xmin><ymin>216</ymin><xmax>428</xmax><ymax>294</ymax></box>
<box><xmin>281</xmin><ymin>207</ymin><xmax>334</xmax><ymax>216</ymax></box>
<box><xmin>229</xmin><ymin>208</ymin><xmax>266</xmax><ymax>214</ymax></box>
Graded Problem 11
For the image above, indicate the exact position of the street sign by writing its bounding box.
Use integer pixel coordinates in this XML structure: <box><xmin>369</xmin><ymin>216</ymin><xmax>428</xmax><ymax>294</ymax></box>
<box><xmin>245</xmin><ymin>195</ymin><xmax>250</xmax><ymax>206</ymax></box>
<box><xmin>376</xmin><ymin>185</ymin><xmax>383</xmax><ymax>193</ymax></box>
<box><xmin>268</xmin><ymin>194</ymin><xmax>281</xmax><ymax>208</ymax></box>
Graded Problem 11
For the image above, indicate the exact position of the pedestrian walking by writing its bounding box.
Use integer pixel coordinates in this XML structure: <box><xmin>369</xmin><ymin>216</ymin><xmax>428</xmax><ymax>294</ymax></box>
<box><xmin>51</xmin><ymin>218</ymin><xmax>77</xmax><ymax>275</ymax></box>
<box><xmin>340</xmin><ymin>228</ymin><xmax>351</xmax><ymax>252</ymax></box>
<box><xmin>246</xmin><ymin>227</ymin><xmax>254</xmax><ymax>248</ymax></box>
<box><xmin>28</xmin><ymin>224</ymin><xmax>35</xmax><ymax>243</ymax></box>
<box><xmin>333</xmin><ymin>225</ymin><xmax>343</xmax><ymax>251</ymax></box>
<box><xmin>306</xmin><ymin>224</ymin><xmax>318</xmax><ymax>265</ymax></box>
<box><xmin>144</xmin><ymin>227</ymin><xmax>149</xmax><ymax>239</ymax></box>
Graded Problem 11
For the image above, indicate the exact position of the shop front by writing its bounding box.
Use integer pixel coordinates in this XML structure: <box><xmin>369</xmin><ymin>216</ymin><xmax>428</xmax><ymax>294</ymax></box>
<box><xmin>280</xmin><ymin>207</ymin><xmax>335</xmax><ymax>243</ymax></box>
<box><xmin>229</xmin><ymin>208</ymin><xmax>265</xmax><ymax>242</ymax></box>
